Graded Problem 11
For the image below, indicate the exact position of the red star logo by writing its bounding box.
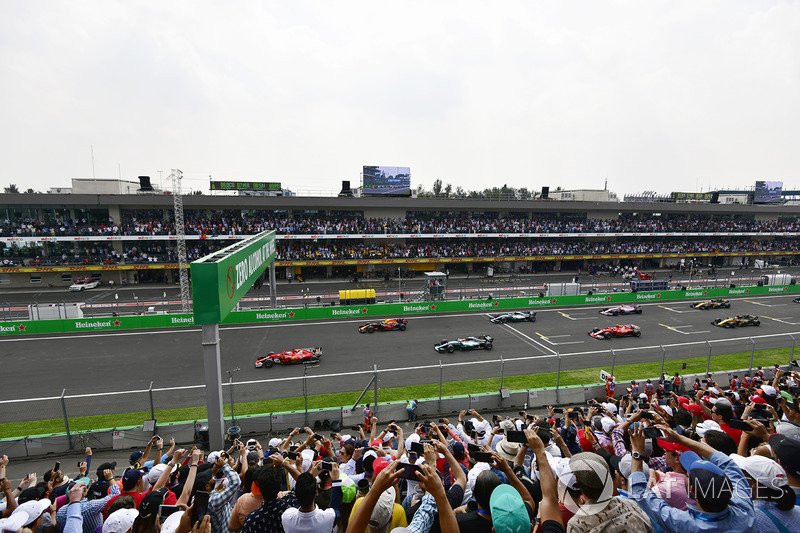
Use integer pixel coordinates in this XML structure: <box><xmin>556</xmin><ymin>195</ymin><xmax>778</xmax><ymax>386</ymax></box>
<box><xmin>362</xmin><ymin>308</ymin><xmax>368</xmax><ymax>313</ymax></box>
<box><xmin>552</xmin><ymin>299</ymin><xmax>557</xmax><ymax>304</ymax></box>
<box><xmin>703</xmin><ymin>291</ymin><xmax>708</xmax><ymax>295</ymax></box>
<box><xmin>18</xmin><ymin>324</ymin><xmax>26</xmax><ymax>331</ymax></box>
<box><xmin>289</xmin><ymin>311</ymin><xmax>295</xmax><ymax>318</ymax></box>
<box><xmin>493</xmin><ymin>301</ymin><xmax>499</xmax><ymax>306</ymax></box>
<box><xmin>656</xmin><ymin>293</ymin><xmax>661</xmax><ymax>298</ymax></box>
<box><xmin>746</xmin><ymin>289</ymin><xmax>750</xmax><ymax>293</ymax></box>
<box><xmin>113</xmin><ymin>320</ymin><xmax>121</xmax><ymax>327</ymax></box>
<box><xmin>431</xmin><ymin>305</ymin><xmax>436</xmax><ymax>310</ymax></box>
<box><xmin>607</xmin><ymin>297</ymin><xmax>612</xmax><ymax>301</ymax></box>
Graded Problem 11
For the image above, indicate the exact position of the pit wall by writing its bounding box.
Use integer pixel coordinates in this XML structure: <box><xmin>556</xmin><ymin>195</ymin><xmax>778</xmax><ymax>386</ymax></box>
<box><xmin>0</xmin><ymin>284</ymin><xmax>796</xmax><ymax>336</ymax></box>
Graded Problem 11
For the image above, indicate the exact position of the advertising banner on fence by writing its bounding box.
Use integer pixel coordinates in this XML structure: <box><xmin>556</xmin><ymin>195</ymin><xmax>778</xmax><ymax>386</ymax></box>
<box><xmin>2</xmin><ymin>284</ymin><xmax>799</xmax><ymax>336</ymax></box>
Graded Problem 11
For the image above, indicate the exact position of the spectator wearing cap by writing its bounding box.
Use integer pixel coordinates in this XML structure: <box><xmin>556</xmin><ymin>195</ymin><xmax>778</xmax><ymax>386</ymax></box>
<box><xmin>56</xmin><ymin>469</ymin><xmax>119</xmax><ymax>533</ymax></box>
<box><xmin>769</xmin><ymin>433</ymin><xmax>800</xmax><ymax>506</ymax></box>
<box><xmin>281</xmin><ymin>469</ymin><xmax>338</xmax><ymax>533</ymax></box>
<box><xmin>730</xmin><ymin>454</ymin><xmax>800</xmax><ymax>531</ymax></box>
<box><xmin>241</xmin><ymin>459</ymin><xmax>299</xmax><ymax>533</ymax></box>
<box><xmin>87</xmin><ymin>462</ymin><xmax>117</xmax><ymax>501</ymax></box>
<box><xmin>102</xmin><ymin>508</ymin><xmax>138</xmax><ymax>533</ymax></box>
<box><xmin>203</xmin><ymin>453</ymin><xmax>242</xmax><ymax>533</ymax></box>
<box><xmin>348</xmin><ymin>471</ymin><xmax>407</xmax><ymax>532</ymax></box>
<box><xmin>710</xmin><ymin>400</ymin><xmax>742</xmax><ymax>443</ymax></box>
<box><xmin>650</xmin><ymin>440</ymin><xmax>693</xmax><ymax>511</ymax></box>
<box><xmin>566</xmin><ymin>451</ymin><xmax>652</xmax><ymax>532</ymax></box>
<box><xmin>132</xmin><ymin>487</ymin><xmax>168</xmax><ymax>533</ymax></box>
<box><xmin>9</xmin><ymin>499</ymin><xmax>54</xmax><ymax>533</ymax></box>
<box><xmin>103</xmin><ymin>469</ymin><xmax>147</xmax><ymax>517</ymax></box>
<box><xmin>630</xmin><ymin>424</ymin><xmax>755</xmax><ymax>532</ymax></box>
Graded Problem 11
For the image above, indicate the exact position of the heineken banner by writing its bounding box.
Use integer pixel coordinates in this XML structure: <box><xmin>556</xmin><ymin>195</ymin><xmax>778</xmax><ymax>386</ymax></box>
<box><xmin>0</xmin><ymin>284</ymin><xmax>796</xmax><ymax>336</ymax></box>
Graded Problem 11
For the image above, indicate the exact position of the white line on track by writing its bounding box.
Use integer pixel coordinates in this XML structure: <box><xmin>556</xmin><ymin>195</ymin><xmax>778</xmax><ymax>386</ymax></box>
<box><xmin>503</xmin><ymin>324</ymin><xmax>558</xmax><ymax>355</ymax></box>
<box><xmin>761</xmin><ymin>316</ymin><xmax>800</xmax><ymax>326</ymax></box>
<box><xmin>743</xmin><ymin>299</ymin><xmax>787</xmax><ymax>308</ymax></box>
<box><xmin>658</xmin><ymin>323</ymin><xmax>710</xmax><ymax>335</ymax></box>
<box><xmin>657</xmin><ymin>305</ymin><xmax>697</xmax><ymax>314</ymax></box>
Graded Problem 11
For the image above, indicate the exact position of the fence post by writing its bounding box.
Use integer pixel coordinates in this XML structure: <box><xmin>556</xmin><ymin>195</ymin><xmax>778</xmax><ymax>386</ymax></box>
<box><xmin>790</xmin><ymin>335</ymin><xmax>796</xmax><ymax>366</ymax></box>
<box><xmin>303</xmin><ymin>366</ymin><xmax>308</xmax><ymax>427</ymax></box>
<box><xmin>749</xmin><ymin>338</ymin><xmax>755</xmax><ymax>376</ymax></box>
<box><xmin>555</xmin><ymin>352</ymin><xmax>562</xmax><ymax>404</ymax></box>
<box><xmin>500</xmin><ymin>356</ymin><xmax>505</xmax><ymax>391</ymax></box>
<box><xmin>659</xmin><ymin>345</ymin><xmax>666</xmax><ymax>381</ymax></box>
<box><xmin>60</xmin><ymin>389</ymin><xmax>72</xmax><ymax>450</ymax></box>
<box><xmin>149</xmin><ymin>381</ymin><xmax>155</xmax><ymax>421</ymax></box>
<box><xmin>373</xmin><ymin>364</ymin><xmax>378</xmax><ymax>417</ymax></box>
<box><xmin>439</xmin><ymin>360</ymin><xmax>443</xmax><ymax>402</ymax></box>
<box><xmin>610</xmin><ymin>349</ymin><xmax>616</xmax><ymax>378</ymax></box>
<box><xmin>706</xmin><ymin>340</ymin><xmax>712</xmax><ymax>375</ymax></box>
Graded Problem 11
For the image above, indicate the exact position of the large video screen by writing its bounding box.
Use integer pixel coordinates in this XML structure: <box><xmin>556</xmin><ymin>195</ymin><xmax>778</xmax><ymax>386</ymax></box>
<box><xmin>754</xmin><ymin>181</ymin><xmax>783</xmax><ymax>204</ymax></box>
<box><xmin>362</xmin><ymin>166</ymin><xmax>411</xmax><ymax>196</ymax></box>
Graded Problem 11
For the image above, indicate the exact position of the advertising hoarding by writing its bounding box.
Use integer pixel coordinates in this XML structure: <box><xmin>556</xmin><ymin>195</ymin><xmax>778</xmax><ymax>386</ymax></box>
<box><xmin>210</xmin><ymin>181</ymin><xmax>281</xmax><ymax>191</ymax></box>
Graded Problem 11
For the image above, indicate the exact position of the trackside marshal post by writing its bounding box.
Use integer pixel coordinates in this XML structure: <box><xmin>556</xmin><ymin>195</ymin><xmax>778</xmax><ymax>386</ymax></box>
<box><xmin>191</xmin><ymin>231</ymin><xmax>276</xmax><ymax>449</ymax></box>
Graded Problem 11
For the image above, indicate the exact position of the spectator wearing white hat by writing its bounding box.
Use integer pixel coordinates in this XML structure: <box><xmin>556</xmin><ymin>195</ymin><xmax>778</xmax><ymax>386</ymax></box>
<box><xmin>56</xmin><ymin>470</ymin><xmax>119</xmax><ymax>533</ymax></box>
<box><xmin>730</xmin><ymin>454</ymin><xmax>800</xmax><ymax>532</ymax></box>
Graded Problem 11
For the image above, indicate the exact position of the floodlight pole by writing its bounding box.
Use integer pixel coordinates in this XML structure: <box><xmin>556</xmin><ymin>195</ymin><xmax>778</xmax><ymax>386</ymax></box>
<box><xmin>269</xmin><ymin>263</ymin><xmax>277</xmax><ymax>308</ymax></box>
<box><xmin>202</xmin><ymin>324</ymin><xmax>225</xmax><ymax>450</ymax></box>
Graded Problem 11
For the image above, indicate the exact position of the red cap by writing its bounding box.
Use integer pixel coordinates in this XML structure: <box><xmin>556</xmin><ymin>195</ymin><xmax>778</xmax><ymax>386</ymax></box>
<box><xmin>372</xmin><ymin>458</ymin><xmax>391</xmax><ymax>478</ymax></box>
<box><xmin>685</xmin><ymin>403</ymin><xmax>704</xmax><ymax>415</ymax></box>
<box><xmin>657</xmin><ymin>439</ymin><xmax>689</xmax><ymax>455</ymax></box>
<box><xmin>749</xmin><ymin>395</ymin><xmax>767</xmax><ymax>404</ymax></box>
<box><xmin>676</xmin><ymin>396</ymin><xmax>690</xmax><ymax>406</ymax></box>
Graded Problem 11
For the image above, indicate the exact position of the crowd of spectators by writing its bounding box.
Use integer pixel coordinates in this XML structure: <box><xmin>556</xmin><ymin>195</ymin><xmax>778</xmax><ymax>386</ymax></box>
<box><xmin>3</xmin><ymin>237</ymin><xmax>800</xmax><ymax>268</ymax></box>
<box><xmin>4</xmin><ymin>213</ymin><xmax>800</xmax><ymax>238</ymax></box>
<box><xmin>2</xmin><ymin>364</ymin><xmax>799</xmax><ymax>533</ymax></box>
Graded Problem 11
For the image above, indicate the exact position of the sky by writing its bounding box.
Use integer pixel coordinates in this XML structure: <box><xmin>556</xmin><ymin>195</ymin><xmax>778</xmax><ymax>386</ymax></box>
<box><xmin>1</xmin><ymin>1</ymin><xmax>798</xmax><ymax>197</ymax></box>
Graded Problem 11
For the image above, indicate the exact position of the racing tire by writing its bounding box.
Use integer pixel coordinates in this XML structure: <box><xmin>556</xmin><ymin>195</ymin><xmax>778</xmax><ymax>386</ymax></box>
<box><xmin>727</xmin><ymin>324</ymin><xmax>736</xmax><ymax>328</ymax></box>
<box><xmin>447</xmin><ymin>345</ymin><xmax>455</xmax><ymax>353</ymax></box>
<box><xmin>263</xmin><ymin>359</ymin><xmax>274</xmax><ymax>368</ymax></box>
<box><xmin>634</xmin><ymin>330</ymin><xmax>641</xmax><ymax>337</ymax></box>
<box><xmin>399</xmin><ymin>324</ymin><xmax>406</xmax><ymax>331</ymax></box>
<box><xmin>753</xmin><ymin>321</ymin><xmax>760</xmax><ymax>326</ymax></box>
<box><xmin>724</xmin><ymin>304</ymin><xmax>730</xmax><ymax>308</ymax></box>
<box><xmin>80</xmin><ymin>287</ymin><xmax>85</xmax><ymax>291</ymax></box>
<box><xmin>603</xmin><ymin>333</ymin><xmax>612</xmax><ymax>339</ymax></box>
<box><xmin>308</xmin><ymin>356</ymin><xmax>320</xmax><ymax>364</ymax></box>
<box><xmin>367</xmin><ymin>326</ymin><xmax>374</xmax><ymax>333</ymax></box>
<box><xmin>501</xmin><ymin>318</ymin><xmax>508</xmax><ymax>323</ymax></box>
<box><xmin>636</xmin><ymin>309</ymin><xmax>643</xmax><ymax>314</ymax></box>
<box><xmin>485</xmin><ymin>343</ymin><xmax>493</xmax><ymax>350</ymax></box>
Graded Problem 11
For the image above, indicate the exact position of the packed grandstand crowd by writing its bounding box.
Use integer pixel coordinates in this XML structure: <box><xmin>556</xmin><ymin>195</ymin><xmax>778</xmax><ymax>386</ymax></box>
<box><xmin>4</xmin><ymin>212</ymin><xmax>800</xmax><ymax>238</ymax></box>
<box><xmin>3</xmin><ymin>238</ymin><xmax>800</xmax><ymax>267</ymax></box>
<box><xmin>1</xmin><ymin>364</ymin><xmax>798</xmax><ymax>533</ymax></box>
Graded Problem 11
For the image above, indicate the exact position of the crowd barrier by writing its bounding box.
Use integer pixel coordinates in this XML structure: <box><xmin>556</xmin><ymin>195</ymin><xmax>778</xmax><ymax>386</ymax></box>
<box><xmin>1</xmin><ymin>283</ymin><xmax>797</xmax><ymax>336</ymax></box>
<box><xmin>0</xmin><ymin>365</ymin><xmax>786</xmax><ymax>460</ymax></box>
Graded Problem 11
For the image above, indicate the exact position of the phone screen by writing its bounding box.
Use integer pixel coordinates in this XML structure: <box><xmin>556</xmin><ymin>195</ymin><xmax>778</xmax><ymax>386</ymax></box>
<box><xmin>728</xmin><ymin>419</ymin><xmax>751</xmax><ymax>431</ymax></box>
<box><xmin>191</xmin><ymin>491</ymin><xmax>209</xmax><ymax>524</ymax></box>
<box><xmin>505</xmin><ymin>430</ymin><xmax>527</xmax><ymax>444</ymax></box>
<box><xmin>159</xmin><ymin>505</ymin><xmax>180</xmax><ymax>520</ymax></box>
<box><xmin>472</xmin><ymin>451</ymin><xmax>493</xmax><ymax>463</ymax></box>
<box><xmin>410</xmin><ymin>442</ymin><xmax>425</xmax><ymax>455</ymax></box>
<box><xmin>396</xmin><ymin>463</ymin><xmax>421</xmax><ymax>480</ymax></box>
<box><xmin>321</xmin><ymin>462</ymin><xmax>333</xmax><ymax>471</ymax></box>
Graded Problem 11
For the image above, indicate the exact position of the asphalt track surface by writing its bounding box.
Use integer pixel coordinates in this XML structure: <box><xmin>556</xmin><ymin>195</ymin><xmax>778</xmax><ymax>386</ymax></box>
<box><xmin>3</xmin><ymin>292</ymin><xmax>800</xmax><ymax>423</ymax></box>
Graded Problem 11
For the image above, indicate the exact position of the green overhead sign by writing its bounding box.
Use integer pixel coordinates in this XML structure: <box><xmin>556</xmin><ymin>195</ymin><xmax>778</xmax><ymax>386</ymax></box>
<box><xmin>191</xmin><ymin>231</ymin><xmax>276</xmax><ymax>325</ymax></box>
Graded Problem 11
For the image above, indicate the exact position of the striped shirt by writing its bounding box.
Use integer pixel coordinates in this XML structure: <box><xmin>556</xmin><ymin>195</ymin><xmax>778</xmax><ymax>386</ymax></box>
<box><xmin>208</xmin><ymin>465</ymin><xmax>242</xmax><ymax>533</ymax></box>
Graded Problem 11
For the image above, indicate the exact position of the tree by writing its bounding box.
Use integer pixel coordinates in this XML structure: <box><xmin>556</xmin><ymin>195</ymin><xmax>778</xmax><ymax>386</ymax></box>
<box><xmin>443</xmin><ymin>183</ymin><xmax>452</xmax><ymax>198</ymax></box>
<box><xmin>4</xmin><ymin>184</ymin><xmax>19</xmax><ymax>193</ymax></box>
<box><xmin>432</xmin><ymin>179</ymin><xmax>443</xmax><ymax>197</ymax></box>
<box><xmin>192</xmin><ymin>190</ymin><xmax>204</xmax><ymax>195</ymax></box>
<box><xmin>24</xmin><ymin>188</ymin><xmax>39</xmax><ymax>194</ymax></box>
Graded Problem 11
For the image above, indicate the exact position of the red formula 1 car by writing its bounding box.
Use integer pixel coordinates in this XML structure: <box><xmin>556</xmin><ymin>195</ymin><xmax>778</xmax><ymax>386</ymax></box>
<box><xmin>358</xmin><ymin>318</ymin><xmax>407</xmax><ymax>333</ymax></box>
<box><xmin>588</xmin><ymin>324</ymin><xmax>642</xmax><ymax>340</ymax></box>
<box><xmin>254</xmin><ymin>347</ymin><xmax>322</xmax><ymax>368</ymax></box>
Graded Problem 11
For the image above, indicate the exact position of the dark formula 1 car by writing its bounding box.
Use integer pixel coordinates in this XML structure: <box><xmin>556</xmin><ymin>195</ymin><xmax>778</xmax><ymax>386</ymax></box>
<box><xmin>793</xmin><ymin>297</ymin><xmax>800</xmax><ymax>303</ymax></box>
<box><xmin>434</xmin><ymin>335</ymin><xmax>494</xmax><ymax>353</ymax></box>
<box><xmin>600</xmin><ymin>304</ymin><xmax>643</xmax><ymax>316</ymax></box>
<box><xmin>690</xmin><ymin>299</ymin><xmax>731</xmax><ymax>310</ymax></box>
<box><xmin>712</xmin><ymin>315</ymin><xmax>760</xmax><ymax>328</ymax></box>
<box><xmin>358</xmin><ymin>318</ymin><xmax>407</xmax><ymax>333</ymax></box>
<box><xmin>589</xmin><ymin>324</ymin><xmax>642</xmax><ymax>339</ymax></box>
<box><xmin>255</xmin><ymin>347</ymin><xmax>322</xmax><ymax>368</ymax></box>
<box><xmin>489</xmin><ymin>311</ymin><xmax>536</xmax><ymax>324</ymax></box>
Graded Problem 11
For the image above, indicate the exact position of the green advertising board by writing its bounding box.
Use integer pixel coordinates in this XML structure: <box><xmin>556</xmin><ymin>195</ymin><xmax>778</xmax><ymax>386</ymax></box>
<box><xmin>191</xmin><ymin>231</ymin><xmax>276</xmax><ymax>324</ymax></box>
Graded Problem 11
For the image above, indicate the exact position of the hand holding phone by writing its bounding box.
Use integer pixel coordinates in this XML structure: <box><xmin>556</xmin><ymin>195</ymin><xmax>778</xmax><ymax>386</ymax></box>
<box><xmin>191</xmin><ymin>491</ymin><xmax>209</xmax><ymax>524</ymax></box>
<box><xmin>505</xmin><ymin>430</ymin><xmax>528</xmax><ymax>444</ymax></box>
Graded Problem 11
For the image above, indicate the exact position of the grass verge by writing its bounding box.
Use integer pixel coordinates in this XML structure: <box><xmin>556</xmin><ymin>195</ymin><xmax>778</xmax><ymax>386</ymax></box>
<box><xmin>1</xmin><ymin>348</ymin><xmax>791</xmax><ymax>439</ymax></box>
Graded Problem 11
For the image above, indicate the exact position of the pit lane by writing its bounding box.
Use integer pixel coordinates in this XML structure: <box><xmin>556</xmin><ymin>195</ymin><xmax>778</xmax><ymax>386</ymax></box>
<box><xmin>3</xmin><ymin>294</ymin><xmax>800</xmax><ymax>422</ymax></box>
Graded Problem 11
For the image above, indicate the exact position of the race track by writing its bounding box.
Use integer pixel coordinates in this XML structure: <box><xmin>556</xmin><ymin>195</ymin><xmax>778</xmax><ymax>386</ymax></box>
<box><xmin>3</xmin><ymin>293</ymin><xmax>800</xmax><ymax>423</ymax></box>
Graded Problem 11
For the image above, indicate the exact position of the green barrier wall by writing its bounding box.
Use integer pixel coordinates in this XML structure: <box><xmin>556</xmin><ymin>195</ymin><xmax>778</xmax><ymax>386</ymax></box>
<box><xmin>1</xmin><ymin>284</ymin><xmax>796</xmax><ymax>335</ymax></box>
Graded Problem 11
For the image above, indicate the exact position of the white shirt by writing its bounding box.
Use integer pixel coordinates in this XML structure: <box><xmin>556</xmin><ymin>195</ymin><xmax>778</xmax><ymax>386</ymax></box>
<box><xmin>281</xmin><ymin>506</ymin><xmax>336</xmax><ymax>533</ymax></box>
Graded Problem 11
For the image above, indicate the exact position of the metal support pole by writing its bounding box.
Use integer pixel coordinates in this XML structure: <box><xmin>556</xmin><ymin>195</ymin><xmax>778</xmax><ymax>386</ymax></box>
<box><xmin>60</xmin><ymin>389</ymin><xmax>72</xmax><ymax>450</ymax></box>
<box><xmin>269</xmin><ymin>263</ymin><xmax>277</xmax><ymax>309</ymax></box>
<box><xmin>610</xmin><ymin>349</ymin><xmax>616</xmax><ymax>378</ymax></box>
<box><xmin>303</xmin><ymin>366</ymin><xmax>308</xmax><ymax>427</ymax></box>
<box><xmin>555</xmin><ymin>352</ymin><xmax>562</xmax><ymax>403</ymax></box>
<box><xmin>149</xmin><ymin>381</ymin><xmax>155</xmax><ymax>421</ymax></box>
<box><xmin>706</xmin><ymin>340</ymin><xmax>712</xmax><ymax>375</ymax></box>
<box><xmin>500</xmin><ymin>356</ymin><xmax>505</xmax><ymax>391</ymax></box>
<box><xmin>790</xmin><ymin>335</ymin><xmax>796</xmax><ymax>366</ymax></box>
<box><xmin>202</xmin><ymin>324</ymin><xmax>225</xmax><ymax>451</ymax></box>
<box><xmin>439</xmin><ymin>360</ymin><xmax>443</xmax><ymax>401</ymax></box>
<box><xmin>749</xmin><ymin>338</ymin><xmax>755</xmax><ymax>377</ymax></box>
<box><xmin>660</xmin><ymin>345</ymin><xmax>666</xmax><ymax>380</ymax></box>
<box><xmin>373</xmin><ymin>364</ymin><xmax>379</xmax><ymax>417</ymax></box>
